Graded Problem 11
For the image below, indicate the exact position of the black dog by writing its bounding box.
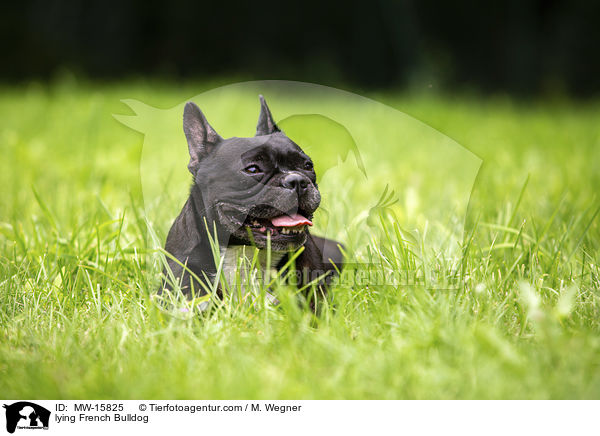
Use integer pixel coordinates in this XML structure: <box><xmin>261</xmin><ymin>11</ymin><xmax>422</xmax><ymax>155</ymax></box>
<box><xmin>162</xmin><ymin>95</ymin><xmax>343</xmax><ymax>302</ymax></box>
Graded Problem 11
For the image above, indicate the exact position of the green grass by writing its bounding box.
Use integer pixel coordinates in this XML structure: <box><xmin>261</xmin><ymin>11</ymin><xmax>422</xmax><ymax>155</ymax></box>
<box><xmin>1</xmin><ymin>77</ymin><xmax>599</xmax><ymax>399</ymax></box>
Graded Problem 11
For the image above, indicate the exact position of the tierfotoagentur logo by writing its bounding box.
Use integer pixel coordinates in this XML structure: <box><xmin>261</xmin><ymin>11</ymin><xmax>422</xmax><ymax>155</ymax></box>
<box><xmin>114</xmin><ymin>80</ymin><xmax>481</xmax><ymax>310</ymax></box>
<box><xmin>2</xmin><ymin>402</ymin><xmax>50</xmax><ymax>434</ymax></box>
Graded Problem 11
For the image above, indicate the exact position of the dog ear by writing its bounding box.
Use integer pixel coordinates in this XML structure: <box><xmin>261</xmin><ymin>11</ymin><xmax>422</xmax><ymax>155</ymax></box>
<box><xmin>183</xmin><ymin>101</ymin><xmax>222</xmax><ymax>173</ymax></box>
<box><xmin>256</xmin><ymin>95</ymin><xmax>281</xmax><ymax>135</ymax></box>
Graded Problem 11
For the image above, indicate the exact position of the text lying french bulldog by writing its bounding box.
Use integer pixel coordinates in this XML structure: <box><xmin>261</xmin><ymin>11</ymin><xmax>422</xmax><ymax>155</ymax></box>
<box><xmin>162</xmin><ymin>95</ymin><xmax>343</xmax><ymax>302</ymax></box>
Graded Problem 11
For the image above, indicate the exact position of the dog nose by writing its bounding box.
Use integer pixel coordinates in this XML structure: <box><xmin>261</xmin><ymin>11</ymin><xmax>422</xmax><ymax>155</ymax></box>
<box><xmin>281</xmin><ymin>173</ymin><xmax>308</xmax><ymax>194</ymax></box>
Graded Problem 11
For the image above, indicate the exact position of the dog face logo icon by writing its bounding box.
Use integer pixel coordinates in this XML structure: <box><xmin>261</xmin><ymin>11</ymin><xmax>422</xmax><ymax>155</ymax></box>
<box><xmin>3</xmin><ymin>402</ymin><xmax>50</xmax><ymax>433</ymax></box>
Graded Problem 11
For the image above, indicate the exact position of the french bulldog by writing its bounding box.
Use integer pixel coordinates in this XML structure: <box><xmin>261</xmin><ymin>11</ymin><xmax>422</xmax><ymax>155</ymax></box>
<box><xmin>162</xmin><ymin>95</ymin><xmax>343</xmax><ymax>303</ymax></box>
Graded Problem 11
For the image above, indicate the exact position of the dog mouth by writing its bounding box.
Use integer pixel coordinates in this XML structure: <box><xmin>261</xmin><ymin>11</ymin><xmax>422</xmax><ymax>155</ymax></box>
<box><xmin>218</xmin><ymin>203</ymin><xmax>313</xmax><ymax>245</ymax></box>
<box><xmin>243</xmin><ymin>213</ymin><xmax>313</xmax><ymax>236</ymax></box>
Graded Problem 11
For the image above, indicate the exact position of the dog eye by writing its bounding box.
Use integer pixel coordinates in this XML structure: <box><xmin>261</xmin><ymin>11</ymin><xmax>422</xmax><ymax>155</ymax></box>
<box><xmin>304</xmin><ymin>161</ymin><xmax>314</xmax><ymax>170</ymax></box>
<box><xmin>244</xmin><ymin>164</ymin><xmax>261</xmax><ymax>174</ymax></box>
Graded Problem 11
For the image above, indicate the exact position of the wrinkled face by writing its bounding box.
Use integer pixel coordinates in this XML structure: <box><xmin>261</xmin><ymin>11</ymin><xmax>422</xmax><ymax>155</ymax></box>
<box><xmin>182</xmin><ymin>97</ymin><xmax>320</xmax><ymax>251</ymax></box>
<box><xmin>196</xmin><ymin>133</ymin><xmax>320</xmax><ymax>250</ymax></box>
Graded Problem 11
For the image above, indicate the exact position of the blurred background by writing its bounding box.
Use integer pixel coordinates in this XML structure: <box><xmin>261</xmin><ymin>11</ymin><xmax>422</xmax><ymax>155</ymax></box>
<box><xmin>2</xmin><ymin>0</ymin><xmax>599</xmax><ymax>97</ymax></box>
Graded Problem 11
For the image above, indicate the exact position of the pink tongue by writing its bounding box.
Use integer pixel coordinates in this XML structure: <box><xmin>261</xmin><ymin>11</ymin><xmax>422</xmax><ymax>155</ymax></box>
<box><xmin>270</xmin><ymin>214</ymin><xmax>313</xmax><ymax>228</ymax></box>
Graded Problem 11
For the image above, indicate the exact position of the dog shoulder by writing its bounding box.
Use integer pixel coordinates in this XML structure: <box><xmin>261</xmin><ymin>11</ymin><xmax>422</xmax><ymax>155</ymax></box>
<box><xmin>302</xmin><ymin>233</ymin><xmax>344</xmax><ymax>272</ymax></box>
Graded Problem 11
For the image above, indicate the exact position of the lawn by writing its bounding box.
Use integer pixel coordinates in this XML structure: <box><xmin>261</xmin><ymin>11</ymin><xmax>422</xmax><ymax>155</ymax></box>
<box><xmin>1</xmin><ymin>77</ymin><xmax>599</xmax><ymax>399</ymax></box>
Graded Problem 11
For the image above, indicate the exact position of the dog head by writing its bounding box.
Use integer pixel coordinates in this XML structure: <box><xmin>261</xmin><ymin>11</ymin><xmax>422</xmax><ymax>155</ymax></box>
<box><xmin>183</xmin><ymin>95</ymin><xmax>321</xmax><ymax>251</ymax></box>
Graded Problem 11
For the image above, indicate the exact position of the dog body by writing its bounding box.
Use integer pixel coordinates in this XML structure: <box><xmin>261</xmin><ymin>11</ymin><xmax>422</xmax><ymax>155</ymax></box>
<box><xmin>163</xmin><ymin>96</ymin><xmax>343</xmax><ymax>299</ymax></box>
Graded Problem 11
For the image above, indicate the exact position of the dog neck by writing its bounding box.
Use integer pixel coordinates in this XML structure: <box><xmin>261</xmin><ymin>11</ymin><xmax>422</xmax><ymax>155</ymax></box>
<box><xmin>220</xmin><ymin>245</ymin><xmax>286</xmax><ymax>294</ymax></box>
